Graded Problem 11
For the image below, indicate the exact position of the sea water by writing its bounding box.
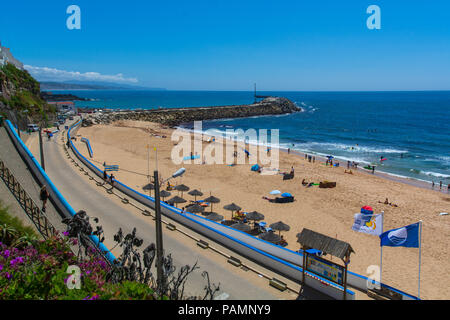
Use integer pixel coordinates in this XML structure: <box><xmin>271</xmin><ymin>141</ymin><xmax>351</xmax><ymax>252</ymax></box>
<box><xmin>66</xmin><ymin>90</ymin><xmax>450</xmax><ymax>185</ymax></box>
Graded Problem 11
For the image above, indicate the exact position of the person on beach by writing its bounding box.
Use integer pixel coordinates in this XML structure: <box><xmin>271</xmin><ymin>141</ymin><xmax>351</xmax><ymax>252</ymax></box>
<box><xmin>439</xmin><ymin>181</ymin><xmax>442</xmax><ymax>190</ymax></box>
<box><xmin>287</xmin><ymin>148</ymin><xmax>290</xmax><ymax>154</ymax></box>
<box><xmin>313</xmin><ymin>156</ymin><xmax>315</xmax><ymax>163</ymax></box>
<box><xmin>40</xmin><ymin>185</ymin><xmax>50</xmax><ymax>212</ymax></box>
<box><xmin>372</xmin><ymin>165</ymin><xmax>376</xmax><ymax>174</ymax></box>
<box><xmin>110</xmin><ymin>173</ymin><xmax>115</xmax><ymax>188</ymax></box>
<box><xmin>432</xmin><ymin>181</ymin><xmax>435</xmax><ymax>189</ymax></box>
<box><xmin>347</xmin><ymin>161</ymin><xmax>350</xmax><ymax>169</ymax></box>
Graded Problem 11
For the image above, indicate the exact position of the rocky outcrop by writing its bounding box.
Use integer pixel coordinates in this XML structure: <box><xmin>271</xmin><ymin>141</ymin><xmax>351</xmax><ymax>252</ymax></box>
<box><xmin>81</xmin><ymin>97</ymin><xmax>302</xmax><ymax>127</ymax></box>
<box><xmin>0</xmin><ymin>63</ymin><xmax>56</xmax><ymax>127</ymax></box>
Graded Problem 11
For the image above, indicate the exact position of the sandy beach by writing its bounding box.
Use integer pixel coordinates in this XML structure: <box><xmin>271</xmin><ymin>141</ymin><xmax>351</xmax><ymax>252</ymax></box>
<box><xmin>73</xmin><ymin>119</ymin><xmax>450</xmax><ymax>300</ymax></box>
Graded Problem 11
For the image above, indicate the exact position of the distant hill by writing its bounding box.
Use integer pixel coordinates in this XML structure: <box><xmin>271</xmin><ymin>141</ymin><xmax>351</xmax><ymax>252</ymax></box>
<box><xmin>39</xmin><ymin>81</ymin><xmax>166</xmax><ymax>91</ymax></box>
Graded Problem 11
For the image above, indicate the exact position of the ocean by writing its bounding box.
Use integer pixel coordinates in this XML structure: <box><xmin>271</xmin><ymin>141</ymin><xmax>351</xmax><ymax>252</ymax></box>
<box><xmin>62</xmin><ymin>90</ymin><xmax>450</xmax><ymax>185</ymax></box>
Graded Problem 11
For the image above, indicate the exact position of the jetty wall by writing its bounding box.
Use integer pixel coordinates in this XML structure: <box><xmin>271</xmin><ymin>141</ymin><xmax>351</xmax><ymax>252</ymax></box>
<box><xmin>80</xmin><ymin>97</ymin><xmax>302</xmax><ymax>127</ymax></box>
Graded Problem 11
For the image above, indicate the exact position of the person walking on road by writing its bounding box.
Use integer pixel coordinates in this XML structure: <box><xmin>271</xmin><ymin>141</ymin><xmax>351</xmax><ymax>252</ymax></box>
<box><xmin>40</xmin><ymin>185</ymin><xmax>50</xmax><ymax>212</ymax></box>
<box><xmin>110</xmin><ymin>173</ymin><xmax>115</xmax><ymax>189</ymax></box>
<box><xmin>103</xmin><ymin>170</ymin><xmax>108</xmax><ymax>185</ymax></box>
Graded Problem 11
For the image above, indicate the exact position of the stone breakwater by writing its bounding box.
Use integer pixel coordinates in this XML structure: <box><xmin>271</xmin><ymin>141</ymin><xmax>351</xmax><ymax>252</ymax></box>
<box><xmin>80</xmin><ymin>97</ymin><xmax>302</xmax><ymax>127</ymax></box>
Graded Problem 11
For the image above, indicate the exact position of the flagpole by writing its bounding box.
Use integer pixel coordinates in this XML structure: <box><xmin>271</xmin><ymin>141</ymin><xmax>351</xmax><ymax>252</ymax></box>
<box><xmin>379</xmin><ymin>211</ymin><xmax>384</xmax><ymax>288</ymax></box>
<box><xmin>418</xmin><ymin>220</ymin><xmax>422</xmax><ymax>299</ymax></box>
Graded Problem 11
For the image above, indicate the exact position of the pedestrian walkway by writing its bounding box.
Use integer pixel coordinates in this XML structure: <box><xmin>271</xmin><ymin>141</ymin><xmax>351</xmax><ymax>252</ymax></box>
<box><xmin>0</xmin><ymin>126</ymin><xmax>66</xmax><ymax>232</ymax></box>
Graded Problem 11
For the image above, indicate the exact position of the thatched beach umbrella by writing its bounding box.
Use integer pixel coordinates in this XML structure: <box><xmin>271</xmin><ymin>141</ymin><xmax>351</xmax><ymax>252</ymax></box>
<box><xmin>204</xmin><ymin>195</ymin><xmax>220</xmax><ymax>213</ymax></box>
<box><xmin>205</xmin><ymin>212</ymin><xmax>224</xmax><ymax>222</ymax></box>
<box><xmin>270</xmin><ymin>221</ymin><xmax>290</xmax><ymax>236</ymax></box>
<box><xmin>142</xmin><ymin>183</ymin><xmax>154</xmax><ymax>196</ymax></box>
<box><xmin>223</xmin><ymin>203</ymin><xmax>242</xmax><ymax>220</ymax></box>
<box><xmin>167</xmin><ymin>196</ymin><xmax>186</xmax><ymax>208</ymax></box>
<box><xmin>175</xmin><ymin>184</ymin><xmax>190</xmax><ymax>197</ymax></box>
<box><xmin>259</xmin><ymin>231</ymin><xmax>281</xmax><ymax>244</ymax></box>
<box><xmin>230</xmin><ymin>222</ymin><xmax>251</xmax><ymax>233</ymax></box>
<box><xmin>186</xmin><ymin>203</ymin><xmax>204</xmax><ymax>214</ymax></box>
<box><xmin>143</xmin><ymin>183</ymin><xmax>154</xmax><ymax>191</ymax></box>
<box><xmin>246</xmin><ymin>211</ymin><xmax>265</xmax><ymax>222</ymax></box>
<box><xmin>159</xmin><ymin>190</ymin><xmax>171</xmax><ymax>201</ymax></box>
<box><xmin>188</xmin><ymin>189</ymin><xmax>203</xmax><ymax>201</ymax></box>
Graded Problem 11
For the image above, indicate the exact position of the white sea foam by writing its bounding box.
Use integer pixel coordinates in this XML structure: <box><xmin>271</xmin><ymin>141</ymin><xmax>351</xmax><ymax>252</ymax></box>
<box><xmin>421</xmin><ymin>171</ymin><xmax>450</xmax><ymax>179</ymax></box>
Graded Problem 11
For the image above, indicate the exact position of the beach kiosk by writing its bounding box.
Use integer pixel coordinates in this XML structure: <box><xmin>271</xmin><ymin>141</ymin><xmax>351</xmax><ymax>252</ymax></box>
<box><xmin>297</xmin><ymin>228</ymin><xmax>354</xmax><ymax>300</ymax></box>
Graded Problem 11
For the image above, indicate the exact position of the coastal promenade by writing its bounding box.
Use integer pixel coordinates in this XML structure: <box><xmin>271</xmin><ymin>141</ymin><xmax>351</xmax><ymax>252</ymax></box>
<box><xmin>33</xmin><ymin>120</ymin><xmax>307</xmax><ymax>300</ymax></box>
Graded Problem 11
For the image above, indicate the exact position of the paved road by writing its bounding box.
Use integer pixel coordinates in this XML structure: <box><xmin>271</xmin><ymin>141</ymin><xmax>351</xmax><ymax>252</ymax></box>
<box><xmin>40</xmin><ymin>123</ymin><xmax>293</xmax><ymax>300</ymax></box>
<box><xmin>0</xmin><ymin>127</ymin><xmax>66</xmax><ymax>232</ymax></box>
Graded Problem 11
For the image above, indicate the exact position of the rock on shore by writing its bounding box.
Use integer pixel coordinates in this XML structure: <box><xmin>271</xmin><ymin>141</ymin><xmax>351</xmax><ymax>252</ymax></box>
<box><xmin>81</xmin><ymin>97</ymin><xmax>302</xmax><ymax>127</ymax></box>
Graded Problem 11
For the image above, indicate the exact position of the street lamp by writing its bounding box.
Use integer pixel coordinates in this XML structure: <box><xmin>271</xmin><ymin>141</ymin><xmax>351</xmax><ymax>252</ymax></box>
<box><xmin>153</xmin><ymin>167</ymin><xmax>185</xmax><ymax>296</ymax></box>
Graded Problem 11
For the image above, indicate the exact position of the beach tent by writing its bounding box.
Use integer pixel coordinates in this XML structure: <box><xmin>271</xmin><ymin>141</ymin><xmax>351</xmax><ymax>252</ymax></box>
<box><xmin>251</xmin><ymin>164</ymin><xmax>260</xmax><ymax>171</ymax></box>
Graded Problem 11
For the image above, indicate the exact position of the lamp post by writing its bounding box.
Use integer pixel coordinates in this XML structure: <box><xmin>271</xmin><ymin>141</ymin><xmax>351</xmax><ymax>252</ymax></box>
<box><xmin>153</xmin><ymin>167</ymin><xmax>185</xmax><ymax>296</ymax></box>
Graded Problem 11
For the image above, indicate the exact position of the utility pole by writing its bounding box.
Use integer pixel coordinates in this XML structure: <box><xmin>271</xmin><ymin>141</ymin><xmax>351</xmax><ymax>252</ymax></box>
<box><xmin>39</xmin><ymin>126</ymin><xmax>45</xmax><ymax>171</ymax></box>
<box><xmin>153</xmin><ymin>170</ymin><xmax>165</xmax><ymax>296</ymax></box>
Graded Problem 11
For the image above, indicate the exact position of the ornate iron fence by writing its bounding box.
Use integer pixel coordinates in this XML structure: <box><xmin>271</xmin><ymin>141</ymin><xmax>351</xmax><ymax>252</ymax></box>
<box><xmin>0</xmin><ymin>158</ymin><xmax>58</xmax><ymax>239</ymax></box>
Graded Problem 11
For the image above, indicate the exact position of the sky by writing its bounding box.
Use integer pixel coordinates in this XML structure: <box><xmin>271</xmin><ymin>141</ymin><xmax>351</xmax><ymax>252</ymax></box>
<box><xmin>1</xmin><ymin>1</ymin><xmax>450</xmax><ymax>91</ymax></box>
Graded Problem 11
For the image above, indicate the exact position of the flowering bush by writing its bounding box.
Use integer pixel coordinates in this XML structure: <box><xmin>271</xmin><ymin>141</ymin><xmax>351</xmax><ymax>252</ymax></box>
<box><xmin>0</xmin><ymin>235</ymin><xmax>156</xmax><ymax>300</ymax></box>
<box><xmin>1</xmin><ymin>205</ymin><xmax>218</xmax><ymax>300</ymax></box>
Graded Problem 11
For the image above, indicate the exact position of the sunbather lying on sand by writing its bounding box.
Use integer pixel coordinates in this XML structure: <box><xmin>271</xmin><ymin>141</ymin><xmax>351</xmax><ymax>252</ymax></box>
<box><xmin>378</xmin><ymin>198</ymin><xmax>399</xmax><ymax>207</ymax></box>
<box><xmin>301</xmin><ymin>179</ymin><xmax>315</xmax><ymax>187</ymax></box>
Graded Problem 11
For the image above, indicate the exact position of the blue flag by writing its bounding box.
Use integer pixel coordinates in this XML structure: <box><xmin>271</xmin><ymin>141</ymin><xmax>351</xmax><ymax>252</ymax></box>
<box><xmin>379</xmin><ymin>222</ymin><xmax>420</xmax><ymax>248</ymax></box>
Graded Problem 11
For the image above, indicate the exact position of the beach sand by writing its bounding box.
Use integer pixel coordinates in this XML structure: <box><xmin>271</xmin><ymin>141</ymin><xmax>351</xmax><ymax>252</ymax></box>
<box><xmin>73</xmin><ymin>119</ymin><xmax>450</xmax><ymax>300</ymax></box>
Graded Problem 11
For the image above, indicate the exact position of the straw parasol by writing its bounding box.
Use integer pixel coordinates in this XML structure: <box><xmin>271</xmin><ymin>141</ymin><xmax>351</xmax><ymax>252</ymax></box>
<box><xmin>230</xmin><ymin>222</ymin><xmax>251</xmax><ymax>233</ymax></box>
<box><xmin>186</xmin><ymin>203</ymin><xmax>204</xmax><ymax>214</ymax></box>
<box><xmin>143</xmin><ymin>183</ymin><xmax>154</xmax><ymax>191</ymax></box>
<box><xmin>246</xmin><ymin>211</ymin><xmax>265</xmax><ymax>228</ymax></box>
<box><xmin>204</xmin><ymin>195</ymin><xmax>220</xmax><ymax>212</ymax></box>
<box><xmin>166</xmin><ymin>196</ymin><xmax>186</xmax><ymax>208</ymax></box>
<box><xmin>205</xmin><ymin>212</ymin><xmax>223</xmax><ymax>222</ymax></box>
<box><xmin>175</xmin><ymin>184</ymin><xmax>190</xmax><ymax>197</ymax></box>
<box><xmin>188</xmin><ymin>189</ymin><xmax>203</xmax><ymax>201</ymax></box>
<box><xmin>246</xmin><ymin>211</ymin><xmax>265</xmax><ymax>222</ymax></box>
<box><xmin>159</xmin><ymin>190</ymin><xmax>171</xmax><ymax>201</ymax></box>
<box><xmin>259</xmin><ymin>231</ymin><xmax>281</xmax><ymax>244</ymax></box>
<box><xmin>223</xmin><ymin>203</ymin><xmax>242</xmax><ymax>220</ymax></box>
<box><xmin>269</xmin><ymin>221</ymin><xmax>290</xmax><ymax>236</ymax></box>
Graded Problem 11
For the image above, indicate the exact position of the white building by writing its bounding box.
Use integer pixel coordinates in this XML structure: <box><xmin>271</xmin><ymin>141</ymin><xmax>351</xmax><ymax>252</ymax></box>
<box><xmin>0</xmin><ymin>41</ymin><xmax>24</xmax><ymax>70</ymax></box>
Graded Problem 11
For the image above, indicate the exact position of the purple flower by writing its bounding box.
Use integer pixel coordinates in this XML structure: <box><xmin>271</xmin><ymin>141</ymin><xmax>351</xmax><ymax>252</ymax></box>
<box><xmin>3</xmin><ymin>250</ymin><xmax>10</xmax><ymax>258</ymax></box>
<box><xmin>0</xmin><ymin>264</ymin><xmax>3</xmax><ymax>271</ymax></box>
<box><xmin>10</xmin><ymin>256</ymin><xmax>25</xmax><ymax>267</ymax></box>
<box><xmin>62</xmin><ymin>231</ymin><xmax>69</xmax><ymax>237</ymax></box>
<box><xmin>5</xmin><ymin>272</ymin><xmax>11</xmax><ymax>280</ymax></box>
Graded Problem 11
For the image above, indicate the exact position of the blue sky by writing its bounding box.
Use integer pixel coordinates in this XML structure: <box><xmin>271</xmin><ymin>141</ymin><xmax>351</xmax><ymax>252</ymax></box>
<box><xmin>1</xmin><ymin>1</ymin><xmax>450</xmax><ymax>90</ymax></box>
